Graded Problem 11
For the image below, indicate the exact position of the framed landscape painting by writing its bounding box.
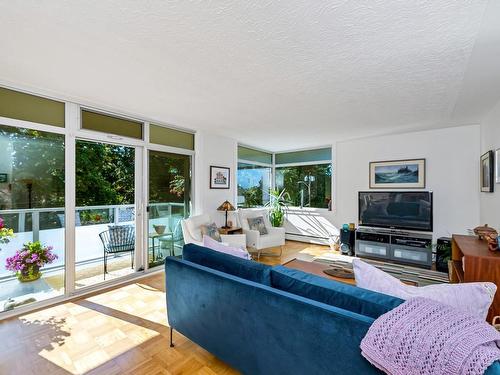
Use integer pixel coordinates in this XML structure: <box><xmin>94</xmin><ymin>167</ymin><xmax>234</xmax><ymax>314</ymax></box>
<box><xmin>369</xmin><ymin>159</ymin><xmax>426</xmax><ymax>189</ymax></box>
<box><xmin>481</xmin><ymin>151</ymin><xmax>494</xmax><ymax>192</ymax></box>
<box><xmin>210</xmin><ymin>166</ymin><xmax>230</xmax><ymax>189</ymax></box>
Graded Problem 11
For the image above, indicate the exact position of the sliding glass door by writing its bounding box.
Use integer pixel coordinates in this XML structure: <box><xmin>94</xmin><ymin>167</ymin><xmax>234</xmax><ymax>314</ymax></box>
<box><xmin>0</xmin><ymin>124</ymin><xmax>65</xmax><ymax>312</ymax></box>
<box><xmin>74</xmin><ymin>140</ymin><xmax>138</xmax><ymax>288</ymax></box>
<box><xmin>147</xmin><ymin>150</ymin><xmax>191</xmax><ymax>268</ymax></box>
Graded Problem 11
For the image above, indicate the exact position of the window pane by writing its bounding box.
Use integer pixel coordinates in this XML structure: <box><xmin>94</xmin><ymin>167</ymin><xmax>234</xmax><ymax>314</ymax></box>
<box><xmin>0</xmin><ymin>124</ymin><xmax>65</xmax><ymax>313</ymax></box>
<box><xmin>81</xmin><ymin>110</ymin><xmax>143</xmax><ymax>139</ymax></box>
<box><xmin>275</xmin><ymin>164</ymin><xmax>332</xmax><ymax>209</ymax></box>
<box><xmin>75</xmin><ymin>140</ymin><xmax>136</xmax><ymax>288</ymax></box>
<box><xmin>0</xmin><ymin>87</ymin><xmax>65</xmax><ymax>127</ymax></box>
<box><xmin>148</xmin><ymin>150</ymin><xmax>191</xmax><ymax>268</ymax></box>
<box><xmin>275</xmin><ymin>148</ymin><xmax>332</xmax><ymax>165</ymax></box>
<box><xmin>238</xmin><ymin>146</ymin><xmax>272</xmax><ymax>165</ymax></box>
<box><xmin>149</xmin><ymin>124</ymin><xmax>194</xmax><ymax>150</ymax></box>
<box><xmin>237</xmin><ymin>162</ymin><xmax>272</xmax><ymax>207</ymax></box>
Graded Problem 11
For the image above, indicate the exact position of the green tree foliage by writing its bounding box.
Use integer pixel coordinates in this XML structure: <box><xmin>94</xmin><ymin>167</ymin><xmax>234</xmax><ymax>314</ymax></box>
<box><xmin>276</xmin><ymin>164</ymin><xmax>332</xmax><ymax>208</ymax></box>
<box><xmin>0</xmin><ymin>126</ymin><xmax>65</xmax><ymax>210</ymax></box>
<box><xmin>148</xmin><ymin>151</ymin><xmax>190</xmax><ymax>204</ymax></box>
<box><xmin>75</xmin><ymin>141</ymin><xmax>135</xmax><ymax>206</ymax></box>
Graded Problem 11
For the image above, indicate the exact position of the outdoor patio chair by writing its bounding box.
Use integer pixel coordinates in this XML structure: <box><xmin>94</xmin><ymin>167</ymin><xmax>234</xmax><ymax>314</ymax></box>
<box><xmin>159</xmin><ymin>219</ymin><xmax>184</xmax><ymax>258</ymax></box>
<box><xmin>99</xmin><ymin>225</ymin><xmax>135</xmax><ymax>279</ymax></box>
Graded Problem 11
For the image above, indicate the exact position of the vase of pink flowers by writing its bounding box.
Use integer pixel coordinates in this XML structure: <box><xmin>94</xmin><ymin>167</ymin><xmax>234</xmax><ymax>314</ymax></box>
<box><xmin>5</xmin><ymin>241</ymin><xmax>58</xmax><ymax>282</ymax></box>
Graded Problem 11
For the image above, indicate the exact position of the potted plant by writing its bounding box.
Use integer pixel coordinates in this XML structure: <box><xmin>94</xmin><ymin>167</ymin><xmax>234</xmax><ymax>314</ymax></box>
<box><xmin>5</xmin><ymin>241</ymin><xmax>58</xmax><ymax>282</ymax></box>
<box><xmin>265</xmin><ymin>189</ymin><xmax>291</xmax><ymax>227</ymax></box>
<box><xmin>0</xmin><ymin>217</ymin><xmax>14</xmax><ymax>250</ymax></box>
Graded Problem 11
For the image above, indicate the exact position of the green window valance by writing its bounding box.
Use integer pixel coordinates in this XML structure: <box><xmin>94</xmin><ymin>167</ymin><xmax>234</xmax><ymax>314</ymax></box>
<box><xmin>0</xmin><ymin>87</ymin><xmax>65</xmax><ymax>127</ymax></box>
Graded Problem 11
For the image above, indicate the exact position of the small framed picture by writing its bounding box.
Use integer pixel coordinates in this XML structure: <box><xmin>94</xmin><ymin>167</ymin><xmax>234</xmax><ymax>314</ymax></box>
<box><xmin>210</xmin><ymin>166</ymin><xmax>230</xmax><ymax>189</ymax></box>
<box><xmin>496</xmin><ymin>149</ymin><xmax>500</xmax><ymax>184</ymax></box>
<box><xmin>0</xmin><ymin>173</ymin><xmax>7</xmax><ymax>183</ymax></box>
<box><xmin>369</xmin><ymin>159</ymin><xmax>426</xmax><ymax>189</ymax></box>
<box><xmin>481</xmin><ymin>151</ymin><xmax>494</xmax><ymax>192</ymax></box>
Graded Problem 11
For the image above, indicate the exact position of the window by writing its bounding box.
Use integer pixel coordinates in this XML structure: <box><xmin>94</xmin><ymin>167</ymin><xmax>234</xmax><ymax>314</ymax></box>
<box><xmin>148</xmin><ymin>150</ymin><xmax>191</xmax><ymax>267</ymax></box>
<box><xmin>0</xmin><ymin>87</ymin><xmax>65</xmax><ymax>127</ymax></box>
<box><xmin>273</xmin><ymin>147</ymin><xmax>332</xmax><ymax>210</ymax></box>
<box><xmin>275</xmin><ymin>164</ymin><xmax>332</xmax><ymax>209</ymax></box>
<box><xmin>237</xmin><ymin>162</ymin><xmax>272</xmax><ymax>207</ymax></box>
<box><xmin>0</xmin><ymin>124</ymin><xmax>65</xmax><ymax>312</ymax></box>
<box><xmin>237</xmin><ymin>146</ymin><xmax>333</xmax><ymax>209</ymax></box>
<box><xmin>81</xmin><ymin>109</ymin><xmax>143</xmax><ymax>139</ymax></box>
<box><xmin>149</xmin><ymin>124</ymin><xmax>194</xmax><ymax>150</ymax></box>
<box><xmin>237</xmin><ymin>146</ymin><xmax>273</xmax><ymax>208</ymax></box>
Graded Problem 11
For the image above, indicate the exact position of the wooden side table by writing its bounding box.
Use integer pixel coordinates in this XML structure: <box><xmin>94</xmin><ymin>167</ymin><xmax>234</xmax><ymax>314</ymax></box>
<box><xmin>218</xmin><ymin>227</ymin><xmax>243</xmax><ymax>235</ymax></box>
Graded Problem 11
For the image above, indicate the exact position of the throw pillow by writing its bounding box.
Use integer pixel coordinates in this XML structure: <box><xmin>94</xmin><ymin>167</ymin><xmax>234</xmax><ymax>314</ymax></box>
<box><xmin>352</xmin><ymin>258</ymin><xmax>496</xmax><ymax>320</ymax></box>
<box><xmin>200</xmin><ymin>222</ymin><xmax>221</xmax><ymax>242</ymax></box>
<box><xmin>203</xmin><ymin>235</ymin><xmax>252</xmax><ymax>260</ymax></box>
<box><xmin>247</xmin><ymin>216</ymin><xmax>268</xmax><ymax>235</ymax></box>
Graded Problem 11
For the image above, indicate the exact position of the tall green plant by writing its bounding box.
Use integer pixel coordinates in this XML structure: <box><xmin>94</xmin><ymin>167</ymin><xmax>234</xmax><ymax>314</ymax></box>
<box><xmin>265</xmin><ymin>189</ymin><xmax>290</xmax><ymax>227</ymax></box>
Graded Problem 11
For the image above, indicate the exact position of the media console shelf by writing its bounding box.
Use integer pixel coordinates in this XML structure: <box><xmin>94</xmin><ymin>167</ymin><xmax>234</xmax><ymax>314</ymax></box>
<box><xmin>355</xmin><ymin>227</ymin><xmax>433</xmax><ymax>269</ymax></box>
<box><xmin>451</xmin><ymin>234</ymin><xmax>500</xmax><ymax>322</ymax></box>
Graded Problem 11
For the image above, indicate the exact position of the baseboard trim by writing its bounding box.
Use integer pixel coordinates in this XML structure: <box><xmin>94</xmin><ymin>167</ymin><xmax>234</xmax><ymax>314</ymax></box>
<box><xmin>285</xmin><ymin>233</ymin><xmax>329</xmax><ymax>245</ymax></box>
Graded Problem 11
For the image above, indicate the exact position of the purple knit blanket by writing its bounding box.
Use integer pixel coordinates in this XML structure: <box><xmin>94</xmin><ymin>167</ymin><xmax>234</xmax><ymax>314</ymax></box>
<box><xmin>360</xmin><ymin>297</ymin><xmax>500</xmax><ymax>375</ymax></box>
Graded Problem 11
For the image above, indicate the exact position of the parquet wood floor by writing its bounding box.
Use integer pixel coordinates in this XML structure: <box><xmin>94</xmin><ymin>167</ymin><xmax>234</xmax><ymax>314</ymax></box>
<box><xmin>0</xmin><ymin>241</ymin><xmax>329</xmax><ymax>375</ymax></box>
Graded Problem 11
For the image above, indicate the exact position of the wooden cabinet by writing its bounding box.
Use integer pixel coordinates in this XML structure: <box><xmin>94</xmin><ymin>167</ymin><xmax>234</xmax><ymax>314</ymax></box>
<box><xmin>451</xmin><ymin>235</ymin><xmax>500</xmax><ymax>322</ymax></box>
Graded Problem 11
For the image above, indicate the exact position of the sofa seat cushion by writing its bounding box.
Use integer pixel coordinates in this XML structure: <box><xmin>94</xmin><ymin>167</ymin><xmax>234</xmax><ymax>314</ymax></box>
<box><xmin>182</xmin><ymin>243</ymin><xmax>272</xmax><ymax>285</ymax></box>
<box><xmin>271</xmin><ymin>265</ymin><xmax>403</xmax><ymax>319</ymax></box>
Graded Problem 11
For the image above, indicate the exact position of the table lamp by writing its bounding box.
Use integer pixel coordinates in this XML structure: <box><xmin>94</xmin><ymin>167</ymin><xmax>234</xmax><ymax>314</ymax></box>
<box><xmin>217</xmin><ymin>200</ymin><xmax>236</xmax><ymax>229</ymax></box>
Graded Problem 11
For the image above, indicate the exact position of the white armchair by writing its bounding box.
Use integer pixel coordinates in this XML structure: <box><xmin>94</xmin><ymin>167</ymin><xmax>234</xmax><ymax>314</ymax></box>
<box><xmin>237</xmin><ymin>209</ymin><xmax>285</xmax><ymax>260</ymax></box>
<box><xmin>181</xmin><ymin>214</ymin><xmax>247</xmax><ymax>249</ymax></box>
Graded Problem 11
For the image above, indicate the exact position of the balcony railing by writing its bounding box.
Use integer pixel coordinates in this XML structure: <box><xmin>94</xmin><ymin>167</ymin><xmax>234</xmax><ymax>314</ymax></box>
<box><xmin>0</xmin><ymin>202</ymin><xmax>187</xmax><ymax>279</ymax></box>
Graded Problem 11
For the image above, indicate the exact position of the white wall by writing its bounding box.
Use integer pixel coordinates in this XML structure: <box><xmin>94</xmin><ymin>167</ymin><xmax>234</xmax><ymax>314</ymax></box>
<box><xmin>194</xmin><ymin>130</ymin><xmax>238</xmax><ymax>227</ymax></box>
<box><xmin>196</xmin><ymin>125</ymin><xmax>481</xmax><ymax>242</ymax></box>
<box><xmin>332</xmin><ymin>125</ymin><xmax>481</xmax><ymax>239</ymax></box>
<box><xmin>480</xmin><ymin>100</ymin><xmax>500</xmax><ymax>229</ymax></box>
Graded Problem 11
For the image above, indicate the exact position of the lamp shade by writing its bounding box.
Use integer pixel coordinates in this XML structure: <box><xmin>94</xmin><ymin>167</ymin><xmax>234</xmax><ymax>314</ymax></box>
<box><xmin>217</xmin><ymin>200</ymin><xmax>236</xmax><ymax>212</ymax></box>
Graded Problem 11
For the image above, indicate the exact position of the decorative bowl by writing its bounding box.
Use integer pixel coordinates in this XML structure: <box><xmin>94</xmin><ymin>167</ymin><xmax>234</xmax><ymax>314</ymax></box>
<box><xmin>153</xmin><ymin>224</ymin><xmax>166</xmax><ymax>235</ymax></box>
<box><xmin>473</xmin><ymin>224</ymin><xmax>498</xmax><ymax>240</ymax></box>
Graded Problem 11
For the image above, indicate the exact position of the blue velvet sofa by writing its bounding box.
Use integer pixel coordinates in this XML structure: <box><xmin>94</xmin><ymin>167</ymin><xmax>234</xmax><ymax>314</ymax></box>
<box><xmin>165</xmin><ymin>243</ymin><xmax>500</xmax><ymax>375</ymax></box>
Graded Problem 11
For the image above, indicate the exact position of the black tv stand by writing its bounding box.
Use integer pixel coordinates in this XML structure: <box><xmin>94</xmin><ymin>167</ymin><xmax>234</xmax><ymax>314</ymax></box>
<box><xmin>355</xmin><ymin>227</ymin><xmax>433</xmax><ymax>269</ymax></box>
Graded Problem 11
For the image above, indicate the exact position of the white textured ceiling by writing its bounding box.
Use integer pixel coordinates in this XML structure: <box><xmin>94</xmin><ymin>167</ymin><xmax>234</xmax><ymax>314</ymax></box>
<box><xmin>1</xmin><ymin>0</ymin><xmax>499</xmax><ymax>151</ymax></box>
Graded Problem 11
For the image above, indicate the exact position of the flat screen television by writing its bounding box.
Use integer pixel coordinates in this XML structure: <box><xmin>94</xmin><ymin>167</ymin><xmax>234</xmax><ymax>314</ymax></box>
<box><xmin>358</xmin><ymin>191</ymin><xmax>433</xmax><ymax>232</ymax></box>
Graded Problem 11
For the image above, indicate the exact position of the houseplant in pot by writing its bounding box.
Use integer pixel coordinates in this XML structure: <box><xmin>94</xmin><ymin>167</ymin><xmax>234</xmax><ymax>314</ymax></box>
<box><xmin>265</xmin><ymin>189</ymin><xmax>291</xmax><ymax>227</ymax></box>
<box><xmin>5</xmin><ymin>241</ymin><xmax>58</xmax><ymax>282</ymax></box>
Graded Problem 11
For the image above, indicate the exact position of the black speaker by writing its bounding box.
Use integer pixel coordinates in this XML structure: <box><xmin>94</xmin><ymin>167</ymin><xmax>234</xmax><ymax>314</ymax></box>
<box><xmin>436</xmin><ymin>237</ymin><xmax>452</xmax><ymax>273</ymax></box>
<box><xmin>340</xmin><ymin>229</ymin><xmax>356</xmax><ymax>256</ymax></box>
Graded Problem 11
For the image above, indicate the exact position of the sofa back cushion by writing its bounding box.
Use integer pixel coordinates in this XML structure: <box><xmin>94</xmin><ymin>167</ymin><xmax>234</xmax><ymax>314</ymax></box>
<box><xmin>182</xmin><ymin>243</ymin><xmax>272</xmax><ymax>285</ymax></box>
<box><xmin>271</xmin><ymin>266</ymin><xmax>403</xmax><ymax>319</ymax></box>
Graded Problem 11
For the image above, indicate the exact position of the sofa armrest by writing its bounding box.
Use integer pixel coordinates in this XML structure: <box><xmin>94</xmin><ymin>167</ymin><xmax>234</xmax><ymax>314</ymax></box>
<box><xmin>221</xmin><ymin>234</ymin><xmax>247</xmax><ymax>249</ymax></box>
<box><xmin>243</xmin><ymin>229</ymin><xmax>260</xmax><ymax>248</ymax></box>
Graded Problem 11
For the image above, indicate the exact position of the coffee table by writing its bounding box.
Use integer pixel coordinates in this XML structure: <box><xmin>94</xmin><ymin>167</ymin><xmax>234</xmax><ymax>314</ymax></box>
<box><xmin>283</xmin><ymin>258</ymin><xmax>356</xmax><ymax>285</ymax></box>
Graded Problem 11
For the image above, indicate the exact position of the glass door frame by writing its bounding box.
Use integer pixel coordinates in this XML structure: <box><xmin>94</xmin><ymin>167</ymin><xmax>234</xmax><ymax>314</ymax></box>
<box><xmin>67</xmin><ymin>103</ymin><xmax>146</xmax><ymax>295</ymax></box>
<box><xmin>142</xmin><ymin>126</ymin><xmax>194</xmax><ymax>272</ymax></box>
<box><xmin>0</xmin><ymin>93</ymin><xmax>196</xmax><ymax>319</ymax></box>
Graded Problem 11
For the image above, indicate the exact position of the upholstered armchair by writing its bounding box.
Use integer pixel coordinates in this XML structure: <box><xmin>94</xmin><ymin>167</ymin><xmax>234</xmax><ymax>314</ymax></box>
<box><xmin>237</xmin><ymin>209</ymin><xmax>285</xmax><ymax>260</ymax></box>
<box><xmin>181</xmin><ymin>214</ymin><xmax>247</xmax><ymax>249</ymax></box>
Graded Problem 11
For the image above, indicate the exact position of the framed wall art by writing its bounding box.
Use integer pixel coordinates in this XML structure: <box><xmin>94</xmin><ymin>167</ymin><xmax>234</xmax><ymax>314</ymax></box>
<box><xmin>210</xmin><ymin>166</ymin><xmax>230</xmax><ymax>189</ymax></box>
<box><xmin>369</xmin><ymin>159</ymin><xmax>426</xmax><ymax>189</ymax></box>
<box><xmin>481</xmin><ymin>151</ymin><xmax>494</xmax><ymax>192</ymax></box>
